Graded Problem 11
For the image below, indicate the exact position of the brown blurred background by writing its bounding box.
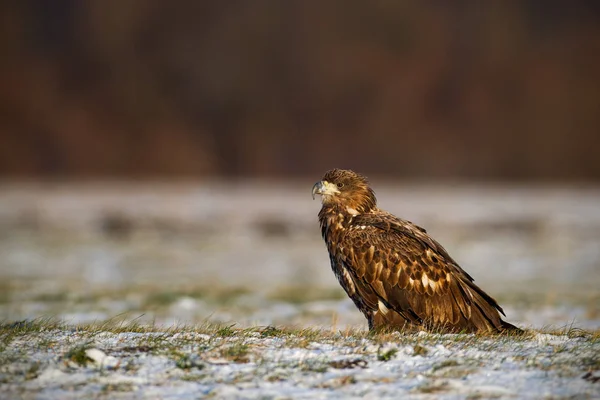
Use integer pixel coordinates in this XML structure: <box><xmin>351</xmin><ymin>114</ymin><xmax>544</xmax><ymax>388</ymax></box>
<box><xmin>1</xmin><ymin>1</ymin><xmax>599</xmax><ymax>180</ymax></box>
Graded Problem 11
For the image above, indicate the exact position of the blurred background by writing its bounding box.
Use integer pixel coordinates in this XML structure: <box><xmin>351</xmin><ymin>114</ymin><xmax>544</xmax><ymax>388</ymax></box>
<box><xmin>0</xmin><ymin>1</ymin><xmax>599</xmax><ymax>329</ymax></box>
<box><xmin>2</xmin><ymin>0</ymin><xmax>600</xmax><ymax>180</ymax></box>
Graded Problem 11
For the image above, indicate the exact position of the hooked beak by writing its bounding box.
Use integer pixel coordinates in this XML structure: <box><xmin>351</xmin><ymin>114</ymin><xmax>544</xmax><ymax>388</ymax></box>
<box><xmin>312</xmin><ymin>181</ymin><xmax>324</xmax><ymax>200</ymax></box>
<box><xmin>312</xmin><ymin>180</ymin><xmax>340</xmax><ymax>200</ymax></box>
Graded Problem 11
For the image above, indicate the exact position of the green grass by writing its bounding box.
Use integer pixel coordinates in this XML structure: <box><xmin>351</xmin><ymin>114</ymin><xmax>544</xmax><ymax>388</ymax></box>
<box><xmin>0</xmin><ymin>318</ymin><xmax>65</xmax><ymax>351</ymax></box>
<box><xmin>219</xmin><ymin>343</ymin><xmax>250</xmax><ymax>363</ymax></box>
<box><xmin>259</xmin><ymin>325</ymin><xmax>285</xmax><ymax>337</ymax></box>
<box><xmin>174</xmin><ymin>352</ymin><xmax>205</xmax><ymax>370</ymax></box>
<box><xmin>377</xmin><ymin>346</ymin><xmax>398</xmax><ymax>361</ymax></box>
<box><xmin>64</xmin><ymin>343</ymin><xmax>93</xmax><ymax>366</ymax></box>
<box><xmin>2</xmin><ymin>316</ymin><xmax>597</xmax><ymax>345</ymax></box>
<box><xmin>215</xmin><ymin>324</ymin><xmax>238</xmax><ymax>337</ymax></box>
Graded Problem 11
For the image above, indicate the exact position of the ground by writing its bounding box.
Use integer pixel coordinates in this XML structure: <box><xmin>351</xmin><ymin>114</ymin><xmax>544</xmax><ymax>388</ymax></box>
<box><xmin>0</xmin><ymin>181</ymin><xmax>599</xmax><ymax>398</ymax></box>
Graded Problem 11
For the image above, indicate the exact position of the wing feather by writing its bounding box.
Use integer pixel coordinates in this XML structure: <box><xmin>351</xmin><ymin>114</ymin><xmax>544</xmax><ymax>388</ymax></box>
<box><xmin>343</xmin><ymin>212</ymin><xmax>507</xmax><ymax>332</ymax></box>
<box><xmin>397</xmin><ymin>267</ymin><xmax>410</xmax><ymax>289</ymax></box>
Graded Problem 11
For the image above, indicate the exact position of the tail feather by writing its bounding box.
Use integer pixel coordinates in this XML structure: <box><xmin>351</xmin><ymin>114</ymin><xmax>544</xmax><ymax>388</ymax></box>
<box><xmin>500</xmin><ymin>319</ymin><xmax>523</xmax><ymax>333</ymax></box>
<box><xmin>467</xmin><ymin>285</ymin><xmax>521</xmax><ymax>333</ymax></box>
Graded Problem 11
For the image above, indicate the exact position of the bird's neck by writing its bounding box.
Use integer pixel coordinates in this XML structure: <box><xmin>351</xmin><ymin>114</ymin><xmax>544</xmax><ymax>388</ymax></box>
<box><xmin>318</xmin><ymin>204</ymin><xmax>357</xmax><ymax>243</ymax></box>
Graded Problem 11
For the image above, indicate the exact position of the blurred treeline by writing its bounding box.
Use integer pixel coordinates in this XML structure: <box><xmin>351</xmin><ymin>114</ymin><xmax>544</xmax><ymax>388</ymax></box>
<box><xmin>1</xmin><ymin>1</ymin><xmax>599</xmax><ymax>180</ymax></box>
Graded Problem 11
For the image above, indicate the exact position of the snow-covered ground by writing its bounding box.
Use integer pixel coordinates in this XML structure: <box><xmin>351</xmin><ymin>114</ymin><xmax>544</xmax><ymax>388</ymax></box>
<box><xmin>1</xmin><ymin>322</ymin><xmax>598</xmax><ymax>399</ymax></box>
<box><xmin>0</xmin><ymin>181</ymin><xmax>599</xmax><ymax>398</ymax></box>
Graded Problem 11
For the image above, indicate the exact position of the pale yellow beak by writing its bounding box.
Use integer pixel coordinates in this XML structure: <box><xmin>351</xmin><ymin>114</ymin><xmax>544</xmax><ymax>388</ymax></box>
<box><xmin>311</xmin><ymin>181</ymin><xmax>339</xmax><ymax>200</ymax></box>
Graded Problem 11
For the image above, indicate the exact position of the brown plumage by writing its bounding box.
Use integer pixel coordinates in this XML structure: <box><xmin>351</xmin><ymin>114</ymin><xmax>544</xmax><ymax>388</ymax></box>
<box><xmin>312</xmin><ymin>168</ymin><xmax>519</xmax><ymax>333</ymax></box>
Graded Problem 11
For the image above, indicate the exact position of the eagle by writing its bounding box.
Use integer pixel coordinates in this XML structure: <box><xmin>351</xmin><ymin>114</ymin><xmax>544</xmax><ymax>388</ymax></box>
<box><xmin>312</xmin><ymin>168</ymin><xmax>519</xmax><ymax>333</ymax></box>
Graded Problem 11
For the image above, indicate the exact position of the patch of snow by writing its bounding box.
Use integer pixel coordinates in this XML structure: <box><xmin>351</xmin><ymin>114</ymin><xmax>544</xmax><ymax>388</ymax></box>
<box><xmin>85</xmin><ymin>348</ymin><xmax>120</xmax><ymax>370</ymax></box>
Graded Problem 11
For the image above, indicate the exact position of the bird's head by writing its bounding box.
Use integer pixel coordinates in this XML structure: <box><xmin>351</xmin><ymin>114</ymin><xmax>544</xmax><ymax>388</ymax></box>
<box><xmin>312</xmin><ymin>169</ymin><xmax>377</xmax><ymax>214</ymax></box>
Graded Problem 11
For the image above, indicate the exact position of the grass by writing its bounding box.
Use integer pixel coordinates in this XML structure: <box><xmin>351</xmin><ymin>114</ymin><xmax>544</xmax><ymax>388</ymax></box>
<box><xmin>25</xmin><ymin>362</ymin><xmax>42</xmax><ymax>380</ymax></box>
<box><xmin>174</xmin><ymin>352</ymin><xmax>205</xmax><ymax>370</ymax></box>
<box><xmin>377</xmin><ymin>346</ymin><xmax>398</xmax><ymax>361</ymax></box>
<box><xmin>259</xmin><ymin>325</ymin><xmax>285</xmax><ymax>337</ymax></box>
<box><xmin>0</xmin><ymin>316</ymin><xmax>597</xmax><ymax>365</ymax></box>
<box><xmin>64</xmin><ymin>343</ymin><xmax>93</xmax><ymax>367</ymax></box>
<box><xmin>101</xmin><ymin>382</ymin><xmax>136</xmax><ymax>393</ymax></box>
<box><xmin>215</xmin><ymin>324</ymin><xmax>237</xmax><ymax>337</ymax></box>
<box><xmin>2</xmin><ymin>316</ymin><xmax>597</xmax><ymax>346</ymax></box>
<box><xmin>218</xmin><ymin>343</ymin><xmax>250</xmax><ymax>363</ymax></box>
<box><xmin>0</xmin><ymin>318</ymin><xmax>65</xmax><ymax>351</ymax></box>
<box><xmin>0</xmin><ymin>316</ymin><xmax>598</xmax><ymax>398</ymax></box>
<box><xmin>412</xmin><ymin>344</ymin><xmax>429</xmax><ymax>356</ymax></box>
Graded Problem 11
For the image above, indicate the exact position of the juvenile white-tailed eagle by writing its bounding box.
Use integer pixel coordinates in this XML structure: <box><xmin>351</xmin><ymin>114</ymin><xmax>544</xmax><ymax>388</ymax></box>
<box><xmin>312</xmin><ymin>168</ymin><xmax>519</xmax><ymax>333</ymax></box>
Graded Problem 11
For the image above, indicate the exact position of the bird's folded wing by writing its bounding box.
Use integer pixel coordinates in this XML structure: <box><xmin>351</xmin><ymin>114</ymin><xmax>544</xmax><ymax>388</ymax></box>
<box><xmin>338</xmin><ymin>214</ymin><xmax>505</xmax><ymax>328</ymax></box>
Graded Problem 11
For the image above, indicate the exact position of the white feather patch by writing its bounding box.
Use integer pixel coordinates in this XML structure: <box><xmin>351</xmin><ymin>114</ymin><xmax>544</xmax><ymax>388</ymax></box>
<box><xmin>346</xmin><ymin>207</ymin><xmax>359</xmax><ymax>216</ymax></box>
<box><xmin>422</xmin><ymin>274</ymin><xmax>437</xmax><ymax>290</ymax></box>
<box><xmin>378</xmin><ymin>300</ymin><xmax>390</xmax><ymax>315</ymax></box>
<box><xmin>341</xmin><ymin>268</ymin><xmax>355</xmax><ymax>296</ymax></box>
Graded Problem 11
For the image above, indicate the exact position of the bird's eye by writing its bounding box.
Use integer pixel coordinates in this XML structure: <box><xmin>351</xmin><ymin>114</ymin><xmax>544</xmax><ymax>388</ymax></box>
<box><xmin>336</xmin><ymin>182</ymin><xmax>344</xmax><ymax>188</ymax></box>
